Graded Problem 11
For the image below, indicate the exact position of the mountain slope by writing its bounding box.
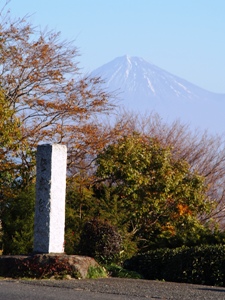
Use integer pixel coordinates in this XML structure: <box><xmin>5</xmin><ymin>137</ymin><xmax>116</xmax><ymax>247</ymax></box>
<box><xmin>91</xmin><ymin>55</ymin><xmax>225</xmax><ymax>134</ymax></box>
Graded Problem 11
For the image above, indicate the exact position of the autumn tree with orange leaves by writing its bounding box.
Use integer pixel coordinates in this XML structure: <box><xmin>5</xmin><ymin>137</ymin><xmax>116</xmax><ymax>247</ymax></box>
<box><xmin>0</xmin><ymin>8</ymin><xmax>120</xmax><ymax>197</ymax></box>
<box><xmin>0</xmin><ymin>6</ymin><xmax>124</xmax><ymax>254</ymax></box>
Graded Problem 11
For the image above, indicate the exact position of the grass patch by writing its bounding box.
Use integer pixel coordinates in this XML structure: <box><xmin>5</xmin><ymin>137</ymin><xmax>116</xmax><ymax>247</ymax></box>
<box><xmin>86</xmin><ymin>266</ymin><xmax>108</xmax><ymax>279</ymax></box>
<box><xmin>105</xmin><ymin>264</ymin><xmax>143</xmax><ymax>279</ymax></box>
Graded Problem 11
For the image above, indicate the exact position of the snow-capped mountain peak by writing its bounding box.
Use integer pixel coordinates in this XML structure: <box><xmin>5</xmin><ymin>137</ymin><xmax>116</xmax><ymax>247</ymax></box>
<box><xmin>90</xmin><ymin>55</ymin><xmax>225</xmax><ymax>135</ymax></box>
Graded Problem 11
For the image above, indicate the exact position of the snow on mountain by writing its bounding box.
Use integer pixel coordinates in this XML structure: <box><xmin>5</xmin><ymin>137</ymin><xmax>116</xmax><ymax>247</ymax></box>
<box><xmin>90</xmin><ymin>55</ymin><xmax>225</xmax><ymax>135</ymax></box>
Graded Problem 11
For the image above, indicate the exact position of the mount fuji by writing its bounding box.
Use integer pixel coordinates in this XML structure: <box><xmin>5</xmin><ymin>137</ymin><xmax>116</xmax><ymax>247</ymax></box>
<box><xmin>90</xmin><ymin>55</ymin><xmax>225</xmax><ymax>135</ymax></box>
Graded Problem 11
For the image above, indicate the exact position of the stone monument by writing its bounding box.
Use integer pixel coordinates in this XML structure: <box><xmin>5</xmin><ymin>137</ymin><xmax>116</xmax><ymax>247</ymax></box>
<box><xmin>0</xmin><ymin>143</ymin><xmax>101</xmax><ymax>279</ymax></box>
<box><xmin>33</xmin><ymin>144</ymin><xmax>67</xmax><ymax>253</ymax></box>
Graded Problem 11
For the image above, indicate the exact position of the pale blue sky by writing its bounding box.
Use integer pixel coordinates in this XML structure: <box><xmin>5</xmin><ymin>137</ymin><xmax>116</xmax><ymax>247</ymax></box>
<box><xmin>6</xmin><ymin>0</ymin><xmax>225</xmax><ymax>93</ymax></box>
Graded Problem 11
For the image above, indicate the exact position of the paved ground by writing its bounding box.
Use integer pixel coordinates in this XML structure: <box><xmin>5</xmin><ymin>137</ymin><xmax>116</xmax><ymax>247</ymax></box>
<box><xmin>1</xmin><ymin>278</ymin><xmax>225</xmax><ymax>299</ymax></box>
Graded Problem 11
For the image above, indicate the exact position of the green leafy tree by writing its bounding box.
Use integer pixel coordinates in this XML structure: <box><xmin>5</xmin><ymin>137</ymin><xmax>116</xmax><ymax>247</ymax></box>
<box><xmin>0</xmin><ymin>88</ymin><xmax>21</xmax><ymax>201</ymax></box>
<box><xmin>0</xmin><ymin>90</ymin><xmax>20</xmax><ymax>149</ymax></box>
<box><xmin>94</xmin><ymin>134</ymin><xmax>213</xmax><ymax>251</ymax></box>
<box><xmin>111</xmin><ymin>112</ymin><xmax>225</xmax><ymax>229</ymax></box>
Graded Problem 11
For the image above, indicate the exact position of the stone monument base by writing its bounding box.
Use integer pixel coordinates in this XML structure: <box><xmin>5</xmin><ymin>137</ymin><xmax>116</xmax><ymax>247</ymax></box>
<box><xmin>0</xmin><ymin>254</ymin><xmax>102</xmax><ymax>279</ymax></box>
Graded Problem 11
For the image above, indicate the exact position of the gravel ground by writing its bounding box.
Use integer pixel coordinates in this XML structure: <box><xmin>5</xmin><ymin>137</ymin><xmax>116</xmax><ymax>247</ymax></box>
<box><xmin>11</xmin><ymin>277</ymin><xmax>225</xmax><ymax>300</ymax></box>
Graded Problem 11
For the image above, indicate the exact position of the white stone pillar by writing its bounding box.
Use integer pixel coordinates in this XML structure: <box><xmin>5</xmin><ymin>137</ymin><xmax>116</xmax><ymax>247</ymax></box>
<box><xmin>34</xmin><ymin>144</ymin><xmax>67</xmax><ymax>254</ymax></box>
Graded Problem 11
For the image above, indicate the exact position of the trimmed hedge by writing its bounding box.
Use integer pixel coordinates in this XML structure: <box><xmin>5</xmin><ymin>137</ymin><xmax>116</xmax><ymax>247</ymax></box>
<box><xmin>124</xmin><ymin>245</ymin><xmax>225</xmax><ymax>286</ymax></box>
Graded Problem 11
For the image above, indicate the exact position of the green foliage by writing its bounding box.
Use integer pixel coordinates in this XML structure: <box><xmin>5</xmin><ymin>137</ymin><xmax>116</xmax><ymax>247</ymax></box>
<box><xmin>105</xmin><ymin>263</ymin><xmax>142</xmax><ymax>279</ymax></box>
<box><xmin>0</xmin><ymin>89</ymin><xmax>21</xmax><ymax>150</ymax></box>
<box><xmin>65</xmin><ymin>177</ymin><xmax>98</xmax><ymax>254</ymax></box>
<box><xmin>0</xmin><ymin>89</ymin><xmax>22</xmax><ymax>201</ymax></box>
<box><xmin>94</xmin><ymin>134</ymin><xmax>212</xmax><ymax>251</ymax></box>
<box><xmin>78</xmin><ymin>218</ymin><xmax>122</xmax><ymax>263</ymax></box>
<box><xmin>125</xmin><ymin>244</ymin><xmax>225</xmax><ymax>286</ymax></box>
<box><xmin>86</xmin><ymin>265</ymin><xmax>108</xmax><ymax>279</ymax></box>
<box><xmin>1</xmin><ymin>186</ymin><xmax>35</xmax><ymax>255</ymax></box>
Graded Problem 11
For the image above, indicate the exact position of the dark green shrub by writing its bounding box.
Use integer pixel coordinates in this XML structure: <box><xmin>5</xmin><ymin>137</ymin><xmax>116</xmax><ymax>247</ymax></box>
<box><xmin>124</xmin><ymin>245</ymin><xmax>225</xmax><ymax>286</ymax></box>
<box><xmin>64</xmin><ymin>179</ymin><xmax>100</xmax><ymax>255</ymax></box>
<box><xmin>78</xmin><ymin>218</ymin><xmax>122</xmax><ymax>263</ymax></box>
<box><xmin>105</xmin><ymin>263</ymin><xmax>142</xmax><ymax>279</ymax></box>
<box><xmin>1</xmin><ymin>186</ymin><xmax>35</xmax><ymax>255</ymax></box>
